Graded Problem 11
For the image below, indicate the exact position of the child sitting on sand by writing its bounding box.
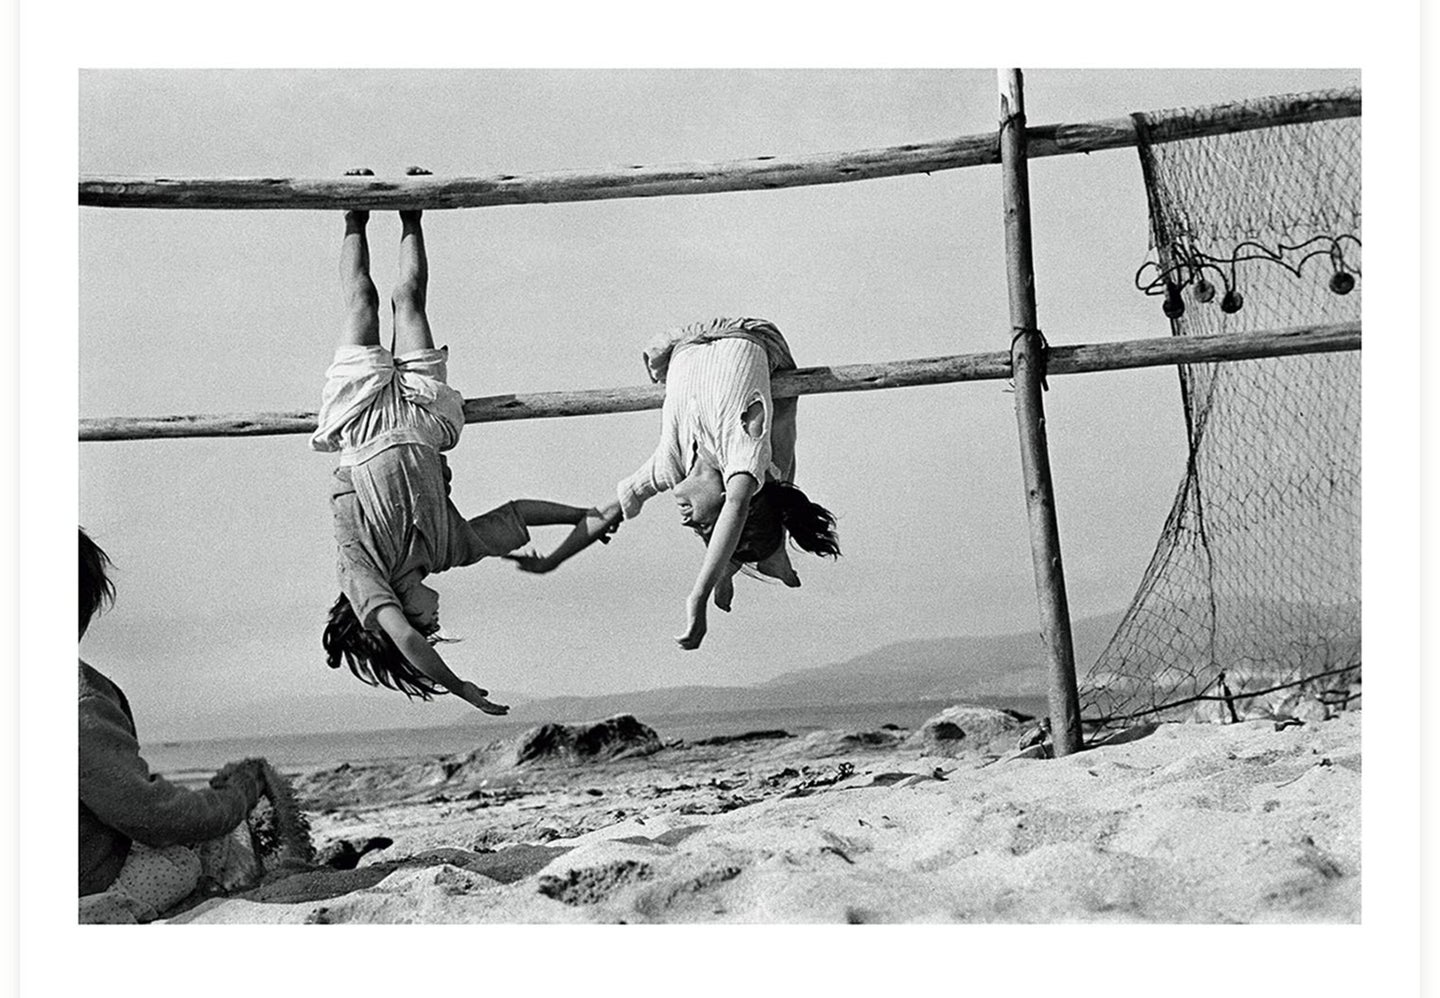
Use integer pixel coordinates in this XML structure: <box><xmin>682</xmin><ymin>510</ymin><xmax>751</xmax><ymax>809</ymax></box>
<box><xmin>79</xmin><ymin>527</ymin><xmax>268</xmax><ymax>922</ymax></box>
<box><xmin>313</xmin><ymin>170</ymin><xmax>616</xmax><ymax>715</ymax></box>
<box><xmin>509</xmin><ymin>317</ymin><xmax>839</xmax><ymax>650</ymax></box>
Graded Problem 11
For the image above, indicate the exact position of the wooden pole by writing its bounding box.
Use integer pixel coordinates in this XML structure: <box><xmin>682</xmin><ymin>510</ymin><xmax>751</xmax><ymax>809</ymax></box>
<box><xmin>998</xmin><ymin>69</ymin><xmax>1084</xmax><ymax>757</ymax></box>
<box><xmin>78</xmin><ymin>90</ymin><xmax>1359</xmax><ymax>211</ymax></box>
<box><xmin>78</xmin><ymin>322</ymin><xmax>1360</xmax><ymax>441</ymax></box>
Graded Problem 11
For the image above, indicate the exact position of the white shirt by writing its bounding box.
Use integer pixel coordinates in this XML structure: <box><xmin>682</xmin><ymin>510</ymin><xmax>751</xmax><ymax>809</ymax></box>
<box><xmin>617</xmin><ymin>336</ymin><xmax>775</xmax><ymax>519</ymax></box>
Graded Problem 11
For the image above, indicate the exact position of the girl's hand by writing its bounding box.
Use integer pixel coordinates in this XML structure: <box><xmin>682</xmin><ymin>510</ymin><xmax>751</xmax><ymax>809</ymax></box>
<box><xmin>680</xmin><ymin>475</ymin><xmax>754</xmax><ymax>648</ymax></box>
<box><xmin>503</xmin><ymin>548</ymin><xmax>555</xmax><ymax>574</ymax></box>
<box><xmin>210</xmin><ymin>758</ymin><xmax>266</xmax><ymax>808</ymax></box>
<box><xmin>592</xmin><ymin>508</ymin><xmax>621</xmax><ymax>544</ymax></box>
<box><xmin>675</xmin><ymin>596</ymin><xmax>708</xmax><ymax>650</ymax></box>
<box><xmin>458</xmin><ymin>681</ymin><xmax>508</xmax><ymax>715</ymax></box>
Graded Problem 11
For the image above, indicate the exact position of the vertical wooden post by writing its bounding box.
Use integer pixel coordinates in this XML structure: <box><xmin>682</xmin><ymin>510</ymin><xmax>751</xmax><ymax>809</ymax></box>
<box><xmin>997</xmin><ymin>69</ymin><xmax>1084</xmax><ymax>756</ymax></box>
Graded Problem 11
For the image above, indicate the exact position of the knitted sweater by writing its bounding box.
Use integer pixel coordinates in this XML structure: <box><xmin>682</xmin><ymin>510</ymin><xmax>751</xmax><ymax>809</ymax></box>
<box><xmin>78</xmin><ymin>661</ymin><xmax>252</xmax><ymax>896</ymax></box>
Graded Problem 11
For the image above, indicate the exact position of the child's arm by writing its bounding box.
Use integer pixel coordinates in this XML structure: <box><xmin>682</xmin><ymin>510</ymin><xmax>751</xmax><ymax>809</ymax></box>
<box><xmin>505</xmin><ymin>501</ymin><xmax>623</xmax><ymax>574</ymax></box>
<box><xmin>374</xmin><ymin>606</ymin><xmax>507</xmax><ymax>715</ymax></box>
<box><xmin>79</xmin><ymin>692</ymin><xmax>260</xmax><ymax>847</ymax></box>
<box><xmin>676</xmin><ymin>474</ymin><xmax>757</xmax><ymax>650</ymax></box>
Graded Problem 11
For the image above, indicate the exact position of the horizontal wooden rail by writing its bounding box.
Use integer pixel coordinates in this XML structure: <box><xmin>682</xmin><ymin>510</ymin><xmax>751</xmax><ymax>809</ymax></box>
<box><xmin>79</xmin><ymin>90</ymin><xmax>1358</xmax><ymax>211</ymax></box>
<box><xmin>79</xmin><ymin>322</ymin><xmax>1359</xmax><ymax>442</ymax></box>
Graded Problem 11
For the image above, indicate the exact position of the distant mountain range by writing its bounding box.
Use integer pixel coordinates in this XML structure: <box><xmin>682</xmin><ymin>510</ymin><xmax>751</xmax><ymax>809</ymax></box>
<box><xmin>146</xmin><ymin>596</ymin><xmax>1362</xmax><ymax>742</ymax></box>
<box><xmin>499</xmin><ymin>611</ymin><xmax>1127</xmax><ymax>723</ymax></box>
<box><xmin>145</xmin><ymin>612</ymin><xmax>1129</xmax><ymax>742</ymax></box>
<box><xmin>500</xmin><ymin>597</ymin><xmax>1359</xmax><ymax>724</ymax></box>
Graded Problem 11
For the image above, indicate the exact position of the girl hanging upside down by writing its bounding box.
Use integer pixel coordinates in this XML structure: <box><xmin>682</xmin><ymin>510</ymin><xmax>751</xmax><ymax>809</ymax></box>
<box><xmin>313</xmin><ymin>169</ymin><xmax>616</xmax><ymax>714</ymax></box>
<box><xmin>510</xmin><ymin>317</ymin><xmax>840</xmax><ymax>650</ymax></box>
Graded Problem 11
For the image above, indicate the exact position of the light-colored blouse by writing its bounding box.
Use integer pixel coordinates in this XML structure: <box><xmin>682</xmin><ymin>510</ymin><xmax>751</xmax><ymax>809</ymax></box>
<box><xmin>311</xmin><ymin>345</ymin><xmax>528</xmax><ymax>631</ymax></box>
<box><xmin>617</xmin><ymin>334</ymin><xmax>778</xmax><ymax>519</ymax></box>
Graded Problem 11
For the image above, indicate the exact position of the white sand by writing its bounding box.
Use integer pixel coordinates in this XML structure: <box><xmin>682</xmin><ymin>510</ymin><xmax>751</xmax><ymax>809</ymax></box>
<box><xmin>172</xmin><ymin>712</ymin><xmax>1359</xmax><ymax>924</ymax></box>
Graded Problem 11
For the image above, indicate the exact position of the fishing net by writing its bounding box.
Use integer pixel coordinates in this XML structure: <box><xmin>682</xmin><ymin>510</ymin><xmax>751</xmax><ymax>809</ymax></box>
<box><xmin>1080</xmin><ymin>91</ymin><xmax>1361</xmax><ymax>726</ymax></box>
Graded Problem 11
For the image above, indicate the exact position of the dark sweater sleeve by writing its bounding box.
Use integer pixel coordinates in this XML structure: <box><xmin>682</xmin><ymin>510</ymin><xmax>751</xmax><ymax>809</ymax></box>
<box><xmin>78</xmin><ymin>692</ymin><xmax>251</xmax><ymax>847</ymax></box>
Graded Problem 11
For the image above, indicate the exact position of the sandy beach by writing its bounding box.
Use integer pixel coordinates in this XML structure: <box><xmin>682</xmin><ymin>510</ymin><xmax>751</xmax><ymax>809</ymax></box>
<box><xmin>166</xmin><ymin>704</ymin><xmax>1360</xmax><ymax>924</ymax></box>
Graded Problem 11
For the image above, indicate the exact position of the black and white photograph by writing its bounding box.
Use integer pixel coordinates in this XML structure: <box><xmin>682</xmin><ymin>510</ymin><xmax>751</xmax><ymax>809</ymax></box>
<box><xmin>13</xmin><ymin>1</ymin><xmax>1431</xmax><ymax>994</ymax></box>
<box><xmin>75</xmin><ymin>62</ymin><xmax>1369</xmax><ymax>919</ymax></box>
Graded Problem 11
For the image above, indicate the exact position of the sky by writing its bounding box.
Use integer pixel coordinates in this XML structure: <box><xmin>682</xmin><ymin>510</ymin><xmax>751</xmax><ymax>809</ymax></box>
<box><xmin>76</xmin><ymin>68</ymin><xmax>1362</xmax><ymax>741</ymax></box>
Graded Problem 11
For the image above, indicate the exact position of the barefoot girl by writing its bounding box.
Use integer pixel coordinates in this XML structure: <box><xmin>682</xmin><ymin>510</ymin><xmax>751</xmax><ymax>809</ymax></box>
<box><xmin>312</xmin><ymin>170</ymin><xmax>615</xmax><ymax>714</ymax></box>
<box><xmin>511</xmin><ymin>317</ymin><xmax>839</xmax><ymax>651</ymax></box>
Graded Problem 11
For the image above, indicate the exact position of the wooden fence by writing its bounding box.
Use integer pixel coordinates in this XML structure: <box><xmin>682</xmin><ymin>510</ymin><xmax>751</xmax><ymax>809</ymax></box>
<box><xmin>78</xmin><ymin>322</ymin><xmax>1359</xmax><ymax>442</ymax></box>
<box><xmin>79</xmin><ymin>77</ymin><xmax>1362</xmax><ymax>755</ymax></box>
<box><xmin>80</xmin><ymin>91</ymin><xmax>1357</xmax><ymax>211</ymax></box>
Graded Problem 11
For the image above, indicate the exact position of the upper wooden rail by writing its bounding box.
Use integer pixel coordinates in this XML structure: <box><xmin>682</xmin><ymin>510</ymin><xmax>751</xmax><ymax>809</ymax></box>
<box><xmin>78</xmin><ymin>90</ymin><xmax>1359</xmax><ymax>211</ymax></box>
<box><xmin>79</xmin><ymin>321</ymin><xmax>1360</xmax><ymax>442</ymax></box>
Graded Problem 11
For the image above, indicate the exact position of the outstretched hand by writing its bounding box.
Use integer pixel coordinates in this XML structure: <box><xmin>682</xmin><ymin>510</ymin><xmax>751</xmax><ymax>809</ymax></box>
<box><xmin>458</xmin><ymin>681</ymin><xmax>509</xmax><ymax>716</ymax></box>
<box><xmin>503</xmin><ymin>548</ymin><xmax>555</xmax><ymax>574</ymax></box>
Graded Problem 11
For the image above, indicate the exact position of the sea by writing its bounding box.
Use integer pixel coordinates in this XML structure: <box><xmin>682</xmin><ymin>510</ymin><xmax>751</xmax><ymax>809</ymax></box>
<box><xmin>143</xmin><ymin>696</ymin><xmax>1049</xmax><ymax>788</ymax></box>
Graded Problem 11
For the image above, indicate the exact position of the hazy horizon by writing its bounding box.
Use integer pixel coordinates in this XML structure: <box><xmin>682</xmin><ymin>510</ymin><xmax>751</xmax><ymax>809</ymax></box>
<box><xmin>138</xmin><ymin>607</ymin><xmax>1130</xmax><ymax>744</ymax></box>
<box><xmin>78</xmin><ymin>68</ymin><xmax>1360</xmax><ymax>742</ymax></box>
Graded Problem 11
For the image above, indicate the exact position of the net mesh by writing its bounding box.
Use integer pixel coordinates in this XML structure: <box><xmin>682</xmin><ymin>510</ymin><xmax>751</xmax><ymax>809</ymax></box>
<box><xmin>1080</xmin><ymin>91</ymin><xmax>1361</xmax><ymax>726</ymax></box>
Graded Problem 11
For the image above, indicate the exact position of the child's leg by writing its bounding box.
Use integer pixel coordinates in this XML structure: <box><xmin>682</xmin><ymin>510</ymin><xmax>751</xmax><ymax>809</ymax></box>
<box><xmin>714</xmin><ymin>559</ymin><xmax>740</xmax><ymax>611</ymax></box>
<box><xmin>507</xmin><ymin>500</ymin><xmax>591</xmax><ymax>527</ymax></box>
<box><xmin>771</xmin><ymin>396</ymin><xmax>798</xmax><ymax>482</ymax></box>
<box><xmin>196</xmin><ymin>825</ymin><xmax>263</xmax><ymax>893</ymax></box>
<box><xmin>105</xmin><ymin>842</ymin><xmax>203</xmax><ymax>922</ymax></box>
<box><xmin>78</xmin><ymin>891</ymin><xmax>149</xmax><ymax>924</ymax></box>
<box><xmin>500</xmin><ymin>500</ymin><xmax>623</xmax><ymax>573</ymax></box>
<box><xmin>339</xmin><ymin>169</ymin><xmax>380</xmax><ymax>349</ymax></box>
<box><xmin>393</xmin><ymin>168</ymin><xmax>435</xmax><ymax>355</ymax></box>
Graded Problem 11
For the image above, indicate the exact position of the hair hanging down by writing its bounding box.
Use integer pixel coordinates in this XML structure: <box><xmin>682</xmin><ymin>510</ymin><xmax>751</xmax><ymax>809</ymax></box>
<box><xmin>732</xmin><ymin>481</ymin><xmax>841</xmax><ymax>565</ymax></box>
<box><xmin>323</xmin><ymin>594</ymin><xmax>446</xmax><ymax>700</ymax></box>
<box><xmin>79</xmin><ymin>527</ymin><xmax>116</xmax><ymax>636</ymax></box>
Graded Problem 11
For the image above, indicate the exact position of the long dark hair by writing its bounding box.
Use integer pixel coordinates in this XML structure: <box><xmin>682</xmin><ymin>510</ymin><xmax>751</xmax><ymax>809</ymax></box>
<box><xmin>79</xmin><ymin>527</ymin><xmax>116</xmax><ymax>637</ymax></box>
<box><xmin>323</xmin><ymin>594</ymin><xmax>445</xmax><ymax>699</ymax></box>
<box><xmin>732</xmin><ymin>481</ymin><xmax>840</xmax><ymax>564</ymax></box>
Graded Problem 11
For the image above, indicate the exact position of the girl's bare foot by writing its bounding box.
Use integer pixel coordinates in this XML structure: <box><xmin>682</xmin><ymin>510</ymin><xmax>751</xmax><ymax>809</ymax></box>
<box><xmin>344</xmin><ymin>168</ymin><xmax>374</xmax><ymax>225</ymax></box>
<box><xmin>714</xmin><ymin>573</ymin><xmax>734</xmax><ymax>612</ymax></box>
<box><xmin>401</xmin><ymin>167</ymin><xmax>431</xmax><ymax>224</ymax></box>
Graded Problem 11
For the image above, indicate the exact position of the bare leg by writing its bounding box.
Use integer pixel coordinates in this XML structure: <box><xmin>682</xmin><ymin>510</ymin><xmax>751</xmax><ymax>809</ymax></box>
<box><xmin>506</xmin><ymin>499</ymin><xmax>591</xmax><ymax>528</ymax></box>
<box><xmin>714</xmin><ymin>560</ymin><xmax>740</xmax><ymax>612</ymax></box>
<box><xmin>392</xmin><ymin>167</ymin><xmax>434</xmax><ymax>355</ymax></box>
<box><xmin>502</xmin><ymin>500</ymin><xmax>623</xmax><ymax>574</ymax></box>
<box><xmin>338</xmin><ymin>169</ymin><xmax>380</xmax><ymax>348</ymax></box>
<box><xmin>771</xmin><ymin>396</ymin><xmax>798</xmax><ymax>483</ymax></box>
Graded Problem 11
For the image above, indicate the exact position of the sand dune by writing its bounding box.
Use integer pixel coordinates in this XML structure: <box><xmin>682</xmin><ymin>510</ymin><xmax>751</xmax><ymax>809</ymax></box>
<box><xmin>169</xmin><ymin>708</ymin><xmax>1359</xmax><ymax>924</ymax></box>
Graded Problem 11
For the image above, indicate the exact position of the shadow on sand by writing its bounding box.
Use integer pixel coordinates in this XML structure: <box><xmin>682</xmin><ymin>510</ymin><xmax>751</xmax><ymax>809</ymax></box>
<box><xmin>1087</xmin><ymin>723</ymin><xmax>1160</xmax><ymax>749</ymax></box>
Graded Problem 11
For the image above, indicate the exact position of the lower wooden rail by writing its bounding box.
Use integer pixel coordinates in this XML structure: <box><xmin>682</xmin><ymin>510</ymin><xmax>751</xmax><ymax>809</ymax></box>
<box><xmin>79</xmin><ymin>321</ymin><xmax>1359</xmax><ymax>442</ymax></box>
